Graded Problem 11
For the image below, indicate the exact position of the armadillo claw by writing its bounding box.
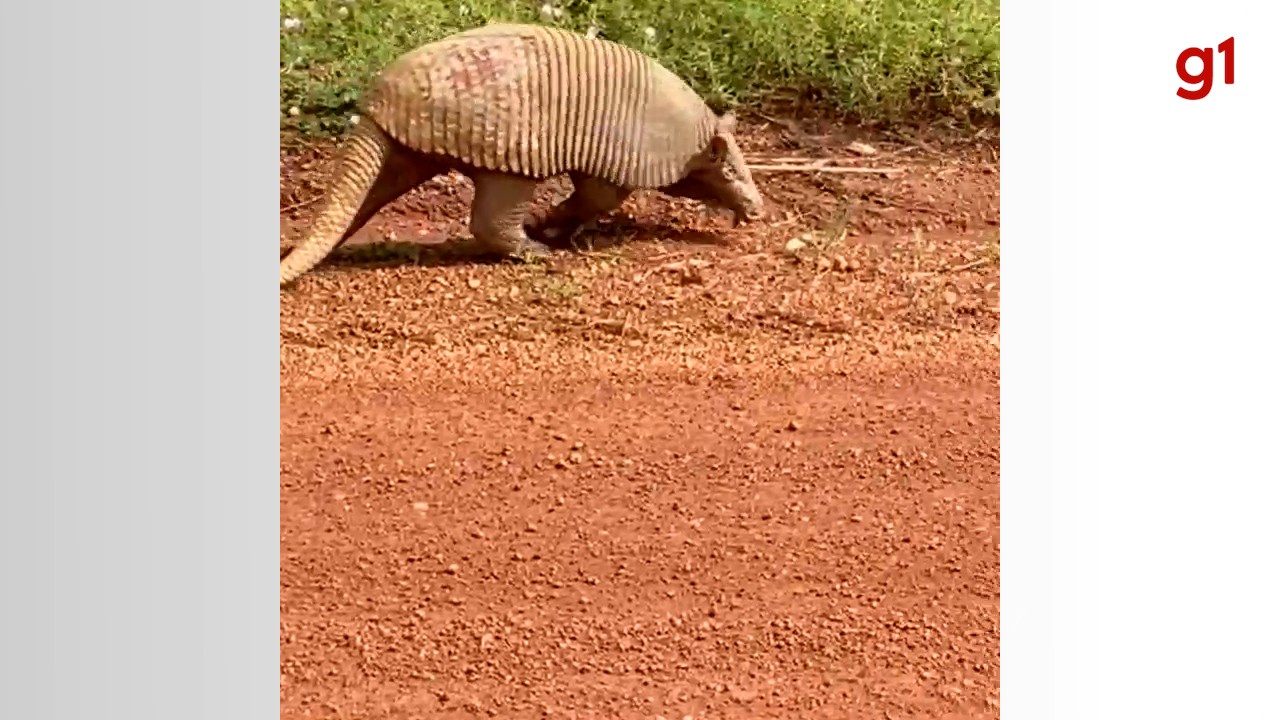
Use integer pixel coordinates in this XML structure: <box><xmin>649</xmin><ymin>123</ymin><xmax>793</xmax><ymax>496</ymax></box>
<box><xmin>525</xmin><ymin>218</ymin><xmax>589</xmax><ymax>249</ymax></box>
<box><xmin>507</xmin><ymin>238</ymin><xmax>554</xmax><ymax>262</ymax></box>
<box><xmin>523</xmin><ymin>221</ymin><xmax>562</xmax><ymax>245</ymax></box>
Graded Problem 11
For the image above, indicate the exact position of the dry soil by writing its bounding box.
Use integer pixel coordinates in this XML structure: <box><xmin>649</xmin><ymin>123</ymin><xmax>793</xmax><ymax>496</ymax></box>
<box><xmin>280</xmin><ymin>119</ymin><xmax>1001</xmax><ymax>719</ymax></box>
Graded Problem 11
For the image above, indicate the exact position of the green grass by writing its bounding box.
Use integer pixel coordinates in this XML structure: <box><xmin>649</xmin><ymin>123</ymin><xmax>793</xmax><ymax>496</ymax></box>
<box><xmin>280</xmin><ymin>0</ymin><xmax>999</xmax><ymax>136</ymax></box>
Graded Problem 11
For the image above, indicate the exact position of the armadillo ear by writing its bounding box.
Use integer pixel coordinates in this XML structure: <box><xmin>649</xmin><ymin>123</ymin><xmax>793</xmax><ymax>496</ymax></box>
<box><xmin>717</xmin><ymin>112</ymin><xmax>738</xmax><ymax>134</ymax></box>
<box><xmin>707</xmin><ymin>134</ymin><xmax>730</xmax><ymax>163</ymax></box>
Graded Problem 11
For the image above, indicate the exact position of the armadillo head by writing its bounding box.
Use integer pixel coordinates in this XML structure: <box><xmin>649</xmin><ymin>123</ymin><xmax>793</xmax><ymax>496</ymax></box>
<box><xmin>661</xmin><ymin>113</ymin><xmax>765</xmax><ymax>226</ymax></box>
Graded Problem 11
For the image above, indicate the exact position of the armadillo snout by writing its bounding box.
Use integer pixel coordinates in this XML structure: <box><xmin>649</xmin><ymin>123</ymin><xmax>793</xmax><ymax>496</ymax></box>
<box><xmin>712</xmin><ymin>176</ymin><xmax>765</xmax><ymax>226</ymax></box>
<box><xmin>731</xmin><ymin>179</ymin><xmax>765</xmax><ymax>224</ymax></box>
<box><xmin>680</xmin><ymin>134</ymin><xmax>766</xmax><ymax>226</ymax></box>
<box><xmin>659</xmin><ymin>171</ymin><xmax>764</xmax><ymax>226</ymax></box>
<box><xmin>725</xmin><ymin>146</ymin><xmax>765</xmax><ymax>224</ymax></box>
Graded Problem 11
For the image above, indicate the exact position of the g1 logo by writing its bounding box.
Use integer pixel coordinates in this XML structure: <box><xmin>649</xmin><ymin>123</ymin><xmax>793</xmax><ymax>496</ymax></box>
<box><xmin>1176</xmin><ymin>37</ymin><xmax>1235</xmax><ymax>101</ymax></box>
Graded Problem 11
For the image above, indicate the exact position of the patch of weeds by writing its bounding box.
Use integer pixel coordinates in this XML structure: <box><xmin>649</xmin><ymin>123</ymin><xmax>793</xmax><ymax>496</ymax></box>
<box><xmin>905</xmin><ymin>228</ymin><xmax>941</xmax><ymax>273</ymax></box>
<box><xmin>812</xmin><ymin>197</ymin><xmax>857</xmax><ymax>252</ymax></box>
<box><xmin>532</xmin><ymin>275</ymin><xmax>583</xmax><ymax>304</ymax></box>
<box><xmin>980</xmin><ymin>231</ymin><xmax>1000</xmax><ymax>267</ymax></box>
<box><xmin>516</xmin><ymin>262</ymin><xmax>583</xmax><ymax>304</ymax></box>
<box><xmin>576</xmin><ymin>244</ymin><xmax>630</xmax><ymax>268</ymax></box>
<box><xmin>280</xmin><ymin>0</ymin><xmax>1000</xmax><ymax>136</ymax></box>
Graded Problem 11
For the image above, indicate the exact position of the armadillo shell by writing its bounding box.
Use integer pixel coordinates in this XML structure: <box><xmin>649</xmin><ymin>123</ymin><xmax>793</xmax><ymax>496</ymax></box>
<box><xmin>362</xmin><ymin>23</ymin><xmax>718</xmax><ymax>189</ymax></box>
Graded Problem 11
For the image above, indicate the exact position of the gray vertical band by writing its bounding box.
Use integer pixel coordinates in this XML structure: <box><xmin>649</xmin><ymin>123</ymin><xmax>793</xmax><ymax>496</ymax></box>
<box><xmin>0</xmin><ymin>1</ymin><xmax>278</xmax><ymax>718</ymax></box>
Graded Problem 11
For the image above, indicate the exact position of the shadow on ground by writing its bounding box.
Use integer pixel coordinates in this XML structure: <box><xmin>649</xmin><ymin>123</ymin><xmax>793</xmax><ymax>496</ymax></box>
<box><xmin>280</xmin><ymin>219</ymin><xmax>732</xmax><ymax>272</ymax></box>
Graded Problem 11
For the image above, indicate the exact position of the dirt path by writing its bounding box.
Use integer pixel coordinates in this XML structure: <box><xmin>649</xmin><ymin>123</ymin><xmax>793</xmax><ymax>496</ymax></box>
<box><xmin>280</xmin><ymin>122</ymin><xmax>1001</xmax><ymax>719</ymax></box>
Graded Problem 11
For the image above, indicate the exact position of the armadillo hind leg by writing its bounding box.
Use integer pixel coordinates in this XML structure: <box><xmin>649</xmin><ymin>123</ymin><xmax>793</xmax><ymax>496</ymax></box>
<box><xmin>527</xmin><ymin>174</ymin><xmax>632</xmax><ymax>248</ymax></box>
<box><xmin>280</xmin><ymin>122</ymin><xmax>440</xmax><ymax>286</ymax></box>
<box><xmin>468</xmin><ymin>171</ymin><xmax>551</xmax><ymax>259</ymax></box>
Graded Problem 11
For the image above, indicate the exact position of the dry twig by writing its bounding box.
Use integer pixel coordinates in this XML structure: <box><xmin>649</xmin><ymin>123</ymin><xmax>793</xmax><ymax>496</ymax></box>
<box><xmin>941</xmin><ymin>257</ymin><xmax>992</xmax><ymax>274</ymax></box>
<box><xmin>746</xmin><ymin>164</ymin><xmax>905</xmax><ymax>176</ymax></box>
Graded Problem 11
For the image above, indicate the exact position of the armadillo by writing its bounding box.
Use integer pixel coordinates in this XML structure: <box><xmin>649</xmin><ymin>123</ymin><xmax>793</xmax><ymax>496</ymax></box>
<box><xmin>280</xmin><ymin>22</ymin><xmax>765</xmax><ymax>286</ymax></box>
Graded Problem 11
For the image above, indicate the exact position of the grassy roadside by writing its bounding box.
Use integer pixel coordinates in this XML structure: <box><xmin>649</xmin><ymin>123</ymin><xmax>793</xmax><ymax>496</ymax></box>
<box><xmin>280</xmin><ymin>0</ymin><xmax>999</xmax><ymax>137</ymax></box>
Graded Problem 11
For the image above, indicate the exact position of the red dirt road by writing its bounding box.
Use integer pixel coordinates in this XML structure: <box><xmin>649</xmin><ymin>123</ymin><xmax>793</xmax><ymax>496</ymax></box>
<box><xmin>280</xmin><ymin>122</ymin><xmax>1000</xmax><ymax>719</ymax></box>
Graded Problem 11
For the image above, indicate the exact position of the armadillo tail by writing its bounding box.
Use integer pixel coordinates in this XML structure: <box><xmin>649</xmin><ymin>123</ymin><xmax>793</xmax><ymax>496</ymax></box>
<box><xmin>280</xmin><ymin>121</ymin><xmax>394</xmax><ymax>286</ymax></box>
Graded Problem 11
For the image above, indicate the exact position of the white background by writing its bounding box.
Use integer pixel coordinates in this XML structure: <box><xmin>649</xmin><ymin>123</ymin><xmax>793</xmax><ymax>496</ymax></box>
<box><xmin>1005</xmin><ymin>1</ymin><xmax>1280</xmax><ymax>717</ymax></box>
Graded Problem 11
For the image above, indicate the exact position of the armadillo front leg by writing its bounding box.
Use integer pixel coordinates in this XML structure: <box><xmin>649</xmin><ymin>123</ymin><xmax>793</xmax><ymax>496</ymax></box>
<box><xmin>469</xmin><ymin>171</ymin><xmax>552</xmax><ymax>258</ymax></box>
<box><xmin>527</xmin><ymin>174</ymin><xmax>632</xmax><ymax>248</ymax></box>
